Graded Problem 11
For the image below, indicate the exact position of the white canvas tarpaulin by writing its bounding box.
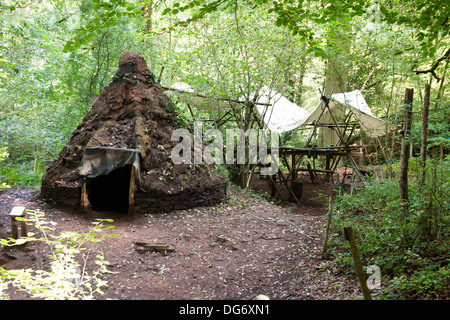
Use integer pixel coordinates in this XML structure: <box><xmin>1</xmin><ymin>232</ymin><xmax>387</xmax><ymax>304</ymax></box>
<box><xmin>164</xmin><ymin>82</ymin><xmax>387</xmax><ymax>138</ymax></box>
<box><xmin>330</xmin><ymin>90</ymin><xmax>386</xmax><ymax>137</ymax></box>
<box><xmin>257</xmin><ymin>89</ymin><xmax>387</xmax><ymax>137</ymax></box>
<box><xmin>254</xmin><ymin>87</ymin><xmax>309</xmax><ymax>134</ymax></box>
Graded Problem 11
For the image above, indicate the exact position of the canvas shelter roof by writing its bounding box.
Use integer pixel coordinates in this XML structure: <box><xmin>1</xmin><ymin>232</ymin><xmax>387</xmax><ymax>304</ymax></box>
<box><xmin>254</xmin><ymin>86</ymin><xmax>310</xmax><ymax>134</ymax></box>
<box><xmin>300</xmin><ymin>90</ymin><xmax>387</xmax><ymax>137</ymax></box>
<box><xmin>256</xmin><ymin>88</ymin><xmax>387</xmax><ymax>137</ymax></box>
<box><xmin>164</xmin><ymin>83</ymin><xmax>310</xmax><ymax>132</ymax></box>
<box><xmin>164</xmin><ymin>83</ymin><xmax>387</xmax><ymax>138</ymax></box>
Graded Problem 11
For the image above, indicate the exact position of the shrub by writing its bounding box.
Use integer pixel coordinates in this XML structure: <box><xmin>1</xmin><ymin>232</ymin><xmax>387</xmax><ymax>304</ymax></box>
<box><xmin>0</xmin><ymin>210</ymin><xmax>118</xmax><ymax>300</ymax></box>
<box><xmin>328</xmin><ymin>158</ymin><xmax>449</xmax><ymax>299</ymax></box>
<box><xmin>0</xmin><ymin>147</ymin><xmax>10</xmax><ymax>189</ymax></box>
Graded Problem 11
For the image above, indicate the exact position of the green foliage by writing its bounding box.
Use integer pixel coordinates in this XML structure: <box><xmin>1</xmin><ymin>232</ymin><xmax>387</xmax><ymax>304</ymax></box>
<box><xmin>0</xmin><ymin>0</ymin><xmax>448</xmax><ymax>300</ymax></box>
<box><xmin>0</xmin><ymin>0</ymin><xmax>146</xmax><ymax>187</ymax></box>
<box><xmin>158</xmin><ymin>0</ymin><xmax>449</xmax><ymax>59</ymax></box>
<box><xmin>328</xmin><ymin>158</ymin><xmax>450</xmax><ymax>299</ymax></box>
<box><xmin>0</xmin><ymin>210</ymin><xmax>118</xmax><ymax>300</ymax></box>
<box><xmin>0</xmin><ymin>147</ymin><xmax>10</xmax><ymax>189</ymax></box>
<box><xmin>388</xmin><ymin>264</ymin><xmax>450</xmax><ymax>299</ymax></box>
<box><xmin>161</xmin><ymin>0</ymin><xmax>227</xmax><ymax>31</ymax></box>
<box><xmin>63</xmin><ymin>0</ymin><xmax>142</xmax><ymax>52</ymax></box>
<box><xmin>379</xmin><ymin>0</ymin><xmax>449</xmax><ymax>59</ymax></box>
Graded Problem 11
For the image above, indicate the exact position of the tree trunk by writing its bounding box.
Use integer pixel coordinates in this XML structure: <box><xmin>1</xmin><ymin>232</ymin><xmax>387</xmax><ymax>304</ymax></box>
<box><xmin>320</xmin><ymin>16</ymin><xmax>350</xmax><ymax>148</ymax></box>
<box><xmin>399</xmin><ymin>88</ymin><xmax>414</xmax><ymax>212</ymax></box>
<box><xmin>143</xmin><ymin>0</ymin><xmax>153</xmax><ymax>33</ymax></box>
<box><xmin>435</xmin><ymin>58</ymin><xmax>448</xmax><ymax>109</ymax></box>
<box><xmin>419</xmin><ymin>83</ymin><xmax>430</xmax><ymax>189</ymax></box>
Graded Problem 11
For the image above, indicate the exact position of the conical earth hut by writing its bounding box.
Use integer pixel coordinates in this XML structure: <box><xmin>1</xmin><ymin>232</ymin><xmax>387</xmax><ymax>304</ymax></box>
<box><xmin>41</xmin><ymin>51</ymin><xmax>226</xmax><ymax>214</ymax></box>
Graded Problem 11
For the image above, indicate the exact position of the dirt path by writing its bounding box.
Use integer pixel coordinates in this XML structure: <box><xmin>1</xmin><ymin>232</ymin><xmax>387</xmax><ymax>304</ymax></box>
<box><xmin>0</xmin><ymin>183</ymin><xmax>361</xmax><ymax>300</ymax></box>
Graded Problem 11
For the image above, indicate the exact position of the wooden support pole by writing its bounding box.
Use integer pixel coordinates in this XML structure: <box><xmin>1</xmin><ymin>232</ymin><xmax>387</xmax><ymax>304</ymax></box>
<box><xmin>20</xmin><ymin>212</ymin><xmax>28</xmax><ymax>238</ymax></box>
<box><xmin>342</xmin><ymin>226</ymin><xmax>372</xmax><ymax>300</ymax></box>
<box><xmin>306</xmin><ymin>163</ymin><xmax>316</xmax><ymax>183</ymax></box>
<box><xmin>80</xmin><ymin>180</ymin><xmax>91</xmax><ymax>212</ymax></box>
<box><xmin>280</xmin><ymin>171</ymin><xmax>301</xmax><ymax>205</ymax></box>
<box><xmin>325</xmin><ymin>155</ymin><xmax>331</xmax><ymax>182</ymax></box>
<box><xmin>288</xmin><ymin>181</ymin><xmax>303</xmax><ymax>203</ymax></box>
<box><xmin>11</xmin><ymin>216</ymin><xmax>18</xmax><ymax>240</ymax></box>
<box><xmin>269</xmin><ymin>175</ymin><xmax>285</xmax><ymax>202</ymax></box>
<box><xmin>290</xmin><ymin>153</ymin><xmax>295</xmax><ymax>180</ymax></box>
<box><xmin>322</xmin><ymin>196</ymin><xmax>334</xmax><ymax>256</ymax></box>
<box><xmin>128</xmin><ymin>165</ymin><xmax>137</xmax><ymax>215</ymax></box>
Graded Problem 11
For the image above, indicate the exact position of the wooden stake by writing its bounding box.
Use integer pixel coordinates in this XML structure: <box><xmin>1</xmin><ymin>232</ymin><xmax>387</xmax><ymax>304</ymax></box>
<box><xmin>11</xmin><ymin>216</ymin><xmax>18</xmax><ymax>240</ymax></box>
<box><xmin>20</xmin><ymin>212</ymin><xmax>28</xmax><ymax>238</ymax></box>
<box><xmin>342</xmin><ymin>226</ymin><xmax>372</xmax><ymax>300</ymax></box>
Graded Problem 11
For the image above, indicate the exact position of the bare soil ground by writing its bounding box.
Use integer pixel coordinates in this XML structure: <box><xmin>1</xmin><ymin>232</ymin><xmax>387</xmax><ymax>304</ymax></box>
<box><xmin>0</xmin><ymin>175</ymin><xmax>364</xmax><ymax>300</ymax></box>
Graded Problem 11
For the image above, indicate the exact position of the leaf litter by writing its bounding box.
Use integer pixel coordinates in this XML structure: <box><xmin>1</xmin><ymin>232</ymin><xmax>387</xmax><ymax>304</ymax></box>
<box><xmin>0</xmin><ymin>183</ymin><xmax>362</xmax><ymax>300</ymax></box>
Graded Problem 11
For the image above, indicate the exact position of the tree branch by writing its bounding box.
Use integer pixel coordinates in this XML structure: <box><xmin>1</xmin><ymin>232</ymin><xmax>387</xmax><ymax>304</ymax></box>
<box><xmin>58</xmin><ymin>12</ymin><xmax>76</xmax><ymax>23</ymax></box>
<box><xmin>413</xmin><ymin>48</ymin><xmax>450</xmax><ymax>82</ymax></box>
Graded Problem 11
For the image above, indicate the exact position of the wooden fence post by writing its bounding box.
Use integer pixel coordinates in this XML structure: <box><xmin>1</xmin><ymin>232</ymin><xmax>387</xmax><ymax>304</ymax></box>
<box><xmin>342</xmin><ymin>226</ymin><xmax>372</xmax><ymax>300</ymax></box>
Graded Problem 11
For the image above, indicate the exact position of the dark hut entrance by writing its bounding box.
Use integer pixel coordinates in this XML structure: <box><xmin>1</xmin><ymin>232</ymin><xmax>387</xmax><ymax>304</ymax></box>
<box><xmin>79</xmin><ymin>147</ymin><xmax>139</xmax><ymax>215</ymax></box>
<box><xmin>86</xmin><ymin>165</ymin><xmax>132</xmax><ymax>213</ymax></box>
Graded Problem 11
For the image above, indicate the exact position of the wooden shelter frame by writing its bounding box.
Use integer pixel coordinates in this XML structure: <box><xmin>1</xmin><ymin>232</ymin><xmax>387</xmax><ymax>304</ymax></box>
<box><xmin>267</xmin><ymin>95</ymin><xmax>367</xmax><ymax>205</ymax></box>
<box><xmin>163</xmin><ymin>84</ymin><xmax>371</xmax><ymax>204</ymax></box>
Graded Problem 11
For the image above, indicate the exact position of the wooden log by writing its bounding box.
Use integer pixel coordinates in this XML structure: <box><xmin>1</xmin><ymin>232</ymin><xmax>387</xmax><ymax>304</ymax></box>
<box><xmin>134</xmin><ymin>242</ymin><xmax>175</xmax><ymax>255</ymax></box>
<box><xmin>342</xmin><ymin>227</ymin><xmax>372</xmax><ymax>300</ymax></box>
<box><xmin>80</xmin><ymin>180</ymin><xmax>91</xmax><ymax>212</ymax></box>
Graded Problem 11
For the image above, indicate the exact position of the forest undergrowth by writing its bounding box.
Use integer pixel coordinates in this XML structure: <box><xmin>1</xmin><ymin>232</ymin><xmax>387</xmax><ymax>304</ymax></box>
<box><xmin>326</xmin><ymin>158</ymin><xmax>449</xmax><ymax>299</ymax></box>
